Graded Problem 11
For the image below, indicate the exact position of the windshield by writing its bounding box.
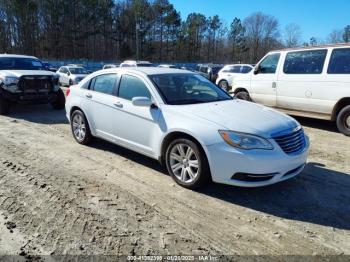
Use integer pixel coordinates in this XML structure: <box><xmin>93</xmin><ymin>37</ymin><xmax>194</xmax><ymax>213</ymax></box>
<box><xmin>150</xmin><ymin>73</ymin><xmax>232</xmax><ymax>105</ymax></box>
<box><xmin>69</xmin><ymin>67</ymin><xmax>88</xmax><ymax>74</ymax></box>
<box><xmin>0</xmin><ymin>57</ymin><xmax>44</xmax><ymax>70</ymax></box>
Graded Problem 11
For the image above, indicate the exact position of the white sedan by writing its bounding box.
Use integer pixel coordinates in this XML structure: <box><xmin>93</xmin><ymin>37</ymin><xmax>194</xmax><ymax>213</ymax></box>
<box><xmin>65</xmin><ymin>68</ymin><xmax>309</xmax><ymax>189</ymax></box>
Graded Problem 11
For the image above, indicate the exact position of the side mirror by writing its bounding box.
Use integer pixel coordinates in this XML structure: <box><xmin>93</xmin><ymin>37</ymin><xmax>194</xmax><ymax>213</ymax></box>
<box><xmin>253</xmin><ymin>66</ymin><xmax>260</xmax><ymax>75</ymax></box>
<box><xmin>132</xmin><ymin>97</ymin><xmax>153</xmax><ymax>107</ymax></box>
<box><xmin>67</xmin><ymin>72</ymin><xmax>70</xmax><ymax>76</ymax></box>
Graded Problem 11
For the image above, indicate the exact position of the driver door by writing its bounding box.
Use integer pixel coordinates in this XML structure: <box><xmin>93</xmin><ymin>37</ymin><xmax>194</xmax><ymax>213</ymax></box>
<box><xmin>250</xmin><ymin>53</ymin><xmax>281</xmax><ymax>106</ymax></box>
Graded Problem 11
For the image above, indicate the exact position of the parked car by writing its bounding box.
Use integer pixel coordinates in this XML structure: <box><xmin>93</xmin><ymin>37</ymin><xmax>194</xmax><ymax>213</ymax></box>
<box><xmin>232</xmin><ymin>44</ymin><xmax>350</xmax><ymax>136</ymax></box>
<box><xmin>103</xmin><ymin>64</ymin><xmax>118</xmax><ymax>70</ymax></box>
<box><xmin>42</xmin><ymin>62</ymin><xmax>58</xmax><ymax>72</ymax></box>
<box><xmin>120</xmin><ymin>60</ymin><xmax>153</xmax><ymax>67</ymax></box>
<box><xmin>57</xmin><ymin>66</ymin><xmax>89</xmax><ymax>86</ymax></box>
<box><xmin>195</xmin><ymin>64</ymin><xmax>223</xmax><ymax>83</ymax></box>
<box><xmin>157</xmin><ymin>64</ymin><xmax>177</xmax><ymax>68</ymax></box>
<box><xmin>216</xmin><ymin>64</ymin><xmax>253</xmax><ymax>91</ymax></box>
<box><xmin>0</xmin><ymin>54</ymin><xmax>65</xmax><ymax>115</ymax></box>
<box><xmin>65</xmin><ymin>67</ymin><xmax>309</xmax><ymax>189</ymax></box>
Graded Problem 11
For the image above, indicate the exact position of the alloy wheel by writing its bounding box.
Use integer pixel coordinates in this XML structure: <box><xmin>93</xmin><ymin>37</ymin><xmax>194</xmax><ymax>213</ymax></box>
<box><xmin>72</xmin><ymin>114</ymin><xmax>86</xmax><ymax>141</ymax></box>
<box><xmin>169</xmin><ymin>143</ymin><xmax>199</xmax><ymax>184</ymax></box>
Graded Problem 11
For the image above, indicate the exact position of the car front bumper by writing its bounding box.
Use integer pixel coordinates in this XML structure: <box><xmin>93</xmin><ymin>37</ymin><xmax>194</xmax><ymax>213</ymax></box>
<box><xmin>205</xmin><ymin>137</ymin><xmax>309</xmax><ymax>187</ymax></box>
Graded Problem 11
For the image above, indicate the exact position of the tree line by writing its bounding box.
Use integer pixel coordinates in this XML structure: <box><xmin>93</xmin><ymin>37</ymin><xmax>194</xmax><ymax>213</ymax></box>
<box><xmin>0</xmin><ymin>0</ymin><xmax>349</xmax><ymax>64</ymax></box>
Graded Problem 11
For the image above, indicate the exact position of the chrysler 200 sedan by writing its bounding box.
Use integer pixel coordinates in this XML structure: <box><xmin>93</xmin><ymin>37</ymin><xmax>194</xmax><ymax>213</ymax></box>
<box><xmin>65</xmin><ymin>68</ymin><xmax>309</xmax><ymax>189</ymax></box>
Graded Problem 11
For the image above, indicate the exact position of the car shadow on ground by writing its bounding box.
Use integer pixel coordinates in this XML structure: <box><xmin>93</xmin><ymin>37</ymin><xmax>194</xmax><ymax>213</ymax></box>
<box><xmin>198</xmin><ymin>162</ymin><xmax>350</xmax><ymax>230</ymax></box>
<box><xmin>294</xmin><ymin>116</ymin><xmax>338</xmax><ymax>133</ymax></box>
<box><xmin>90</xmin><ymin>137</ymin><xmax>350</xmax><ymax>231</ymax></box>
<box><xmin>6</xmin><ymin>104</ymin><xmax>68</xmax><ymax>125</ymax></box>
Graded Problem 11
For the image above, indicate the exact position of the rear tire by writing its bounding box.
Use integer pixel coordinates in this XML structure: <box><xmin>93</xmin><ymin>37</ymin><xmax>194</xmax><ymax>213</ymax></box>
<box><xmin>235</xmin><ymin>91</ymin><xmax>252</xmax><ymax>101</ymax></box>
<box><xmin>0</xmin><ymin>94</ymin><xmax>10</xmax><ymax>115</ymax></box>
<box><xmin>71</xmin><ymin>110</ymin><xmax>92</xmax><ymax>145</ymax></box>
<box><xmin>51</xmin><ymin>88</ymin><xmax>66</xmax><ymax>110</ymax></box>
<box><xmin>218</xmin><ymin>80</ymin><xmax>229</xmax><ymax>92</ymax></box>
<box><xmin>336</xmin><ymin>105</ymin><xmax>350</xmax><ymax>136</ymax></box>
<box><xmin>165</xmin><ymin>138</ymin><xmax>211</xmax><ymax>189</ymax></box>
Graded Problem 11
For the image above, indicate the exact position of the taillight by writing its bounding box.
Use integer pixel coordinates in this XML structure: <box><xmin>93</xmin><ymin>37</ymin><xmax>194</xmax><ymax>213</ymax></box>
<box><xmin>66</xmin><ymin>88</ymin><xmax>70</xmax><ymax>97</ymax></box>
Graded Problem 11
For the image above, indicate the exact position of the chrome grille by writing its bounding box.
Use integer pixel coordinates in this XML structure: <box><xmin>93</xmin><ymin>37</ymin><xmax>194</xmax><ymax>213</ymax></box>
<box><xmin>273</xmin><ymin>128</ymin><xmax>306</xmax><ymax>154</ymax></box>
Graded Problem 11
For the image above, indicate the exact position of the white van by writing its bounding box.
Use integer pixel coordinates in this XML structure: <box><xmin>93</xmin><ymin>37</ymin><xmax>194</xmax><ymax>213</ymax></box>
<box><xmin>232</xmin><ymin>44</ymin><xmax>350</xmax><ymax>136</ymax></box>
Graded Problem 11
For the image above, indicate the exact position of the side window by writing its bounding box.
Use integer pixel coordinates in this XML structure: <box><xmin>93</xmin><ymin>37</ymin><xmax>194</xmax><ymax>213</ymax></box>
<box><xmin>230</xmin><ymin>66</ymin><xmax>241</xmax><ymax>73</ymax></box>
<box><xmin>118</xmin><ymin>75</ymin><xmax>151</xmax><ymax>101</ymax></box>
<box><xmin>284</xmin><ymin>50</ymin><xmax>327</xmax><ymax>74</ymax></box>
<box><xmin>328</xmin><ymin>48</ymin><xmax>350</xmax><ymax>74</ymax></box>
<box><xmin>91</xmin><ymin>74</ymin><xmax>118</xmax><ymax>95</ymax></box>
<box><xmin>258</xmin><ymin>53</ymin><xmax>281</xmax><ymax>74</ymax></box>
<box><xmin>241</xmin><ymin>66</ymin><xmax>253</xmax><ymax>73</ymax></box>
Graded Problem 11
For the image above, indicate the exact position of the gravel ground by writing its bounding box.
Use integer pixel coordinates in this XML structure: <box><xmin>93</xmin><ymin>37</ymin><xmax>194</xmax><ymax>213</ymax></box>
<box><xmin>0</xmin><ymin>103</ymin><xmax>349</xmax><ymax>257</ymax></box>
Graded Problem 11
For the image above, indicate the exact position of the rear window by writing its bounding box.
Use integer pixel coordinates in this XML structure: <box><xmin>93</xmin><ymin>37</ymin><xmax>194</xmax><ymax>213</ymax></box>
<box><xmin>283</xmin><ymin>50</ymin><xmax>327</xmax><ymax>74</ymax></box>
<box><xmin>328</xmin><ymin>48</ymin><xmax>350</xmax><ymax>74</ymax></box>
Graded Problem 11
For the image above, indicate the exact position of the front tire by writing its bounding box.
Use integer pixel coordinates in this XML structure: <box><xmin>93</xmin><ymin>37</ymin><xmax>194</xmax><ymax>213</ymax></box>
<box><xmin>0</xmin><ymin>94</ymin><xmax>10</xmax><ymax>115</ymax></box>
<box><xmin>336</xmin><ymin>105</ymin><xmax>350</xmax><ymax>136</ymax></box>
<box><xmin>235</xmin><ymin>91</ymin><xmax>252</xmax><ymax>101</ymax></box>
<box><xmin>165</xmin><ymin>138</ymin><xmax>211</xmax><ymax>189</ymax></box>
<box><xmin>50</xmin><ymin>88</ymin><xmax>66</xmax><ymax>110</ymax></box>
<box><xmin>71</xmin><ymin>110</ymin><xmax>92</xmax><ymax>145</ymax></box>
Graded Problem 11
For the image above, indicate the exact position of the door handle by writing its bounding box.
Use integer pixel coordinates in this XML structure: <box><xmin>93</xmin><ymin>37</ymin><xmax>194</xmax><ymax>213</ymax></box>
<box><xmin>114</xmin><ymin>102</ymin><xmax>123</xmax><ymax>108</ymax></box>
<box><xmin>272</xmin><ymin>82</ymin><xmax>277</xmax><ymax>88</ymax></box>
<box><xmin>86</xmin><ymin>93</ymin><xmax>92</xmax><ymax>99</ymax></box>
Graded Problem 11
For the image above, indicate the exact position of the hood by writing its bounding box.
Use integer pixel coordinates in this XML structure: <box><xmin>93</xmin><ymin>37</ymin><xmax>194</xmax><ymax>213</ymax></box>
<box><xmin>0</xmin><ymin>70</ymin><xmax>56</xmax><ymax>77</ymax></box>
<box><xmin>171</xmin><ymin>100</ymin><xmax>299</xmax><ymax>138</ymax></box>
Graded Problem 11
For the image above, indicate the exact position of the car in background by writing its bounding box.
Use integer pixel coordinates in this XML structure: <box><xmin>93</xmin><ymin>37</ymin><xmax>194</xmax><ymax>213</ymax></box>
<box><xmin>232</xmin><ymin>44</ymin><xmax>350</xmax><ymax>136</ymax></box>
<box><xmin>65</xmin><ymin>67</ymin><xmax>309</xmax><ymax>189</ymax></box>
<box><xmin>57</xmin><ymin>66</ymin><xmax>89</xmax><ymax>86</ymax></box>
<box><xmin>195</xmin><ymin>64</ymin><xmax>223</xmax><ymax>83</ymax></box>
<box><xmin>216</xmin><ymin>64</ymin><xmax>253</xmax><ymax>91</ymax></box>
<box><xmin>158</xmin><ymin>64</ymin><xmax>177</xmax><ymax>69</ymax></box>
<box><xmin>120</xmin><ymin>60</ymin><xmax>153</xmax><ymax>68</ymax></box>
<box><xmin>42</xmin><ymin>62</ymin><xmax>58</xmax><ymax>72</ymax></box>
<box><xmin>0</xmin><ymin>54</ymin><xmax>65</xmax><ymax>114</ymax></box>
<box><xmin>103</xmin><ymin>64</ymin><xmax>118</xmax><ymax>70</ymax></box>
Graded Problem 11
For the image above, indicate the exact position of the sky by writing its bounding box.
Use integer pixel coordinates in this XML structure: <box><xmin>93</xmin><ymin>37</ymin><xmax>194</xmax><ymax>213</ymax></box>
<box><xmin>170</xmin><ymin>0</ymin><xmax>350</xmax><ymax>42</ymax></box>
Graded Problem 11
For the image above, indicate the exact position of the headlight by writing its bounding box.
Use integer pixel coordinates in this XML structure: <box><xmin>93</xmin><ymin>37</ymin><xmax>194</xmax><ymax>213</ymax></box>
<box><xmin>1</xmin><ymin>76</ymin><xmax>19</xmax><ymax>86</ymax></box>
<box><xmin>219</xmin><ymin>130</ymin><xmax>274</xmax><ymax>150</ymax></box>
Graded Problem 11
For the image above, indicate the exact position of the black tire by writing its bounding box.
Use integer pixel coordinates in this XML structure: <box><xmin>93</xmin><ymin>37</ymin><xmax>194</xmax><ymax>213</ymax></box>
<box><xmin>235</xmin><ymin>91</ymin><xmax>252</xmax><ymax>101</ymax></box>
<box><xmin>0</xmin><ymin>94</ymin><xmax>10</xmax><ymax>115</ymax></box>
<box><xmin>218</xmin><ymin>80</ymin><xmax>229</xmax><ymax>92</ymax></box>
<box><xmin>336</xmin><ymin>105</ymin><xmax>350</xmax><ymax>136</ymax></box>
<box><xmin>70</xmin><ymin>110</ymin><xmax>92</xmax><ymax>145</ymax></box>
<box><xmin>165</xmin><ymin>138</ymin><xmax>211</xmax><ymax>189</ymax></box>
<box><xmin>50</xmin><ymin>88</ymin><xmax>66</xmax><ymax>110</ymax></box>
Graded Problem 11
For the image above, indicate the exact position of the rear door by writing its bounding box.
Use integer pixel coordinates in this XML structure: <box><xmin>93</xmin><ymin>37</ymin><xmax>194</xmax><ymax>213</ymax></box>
<box><xmin>250</xmin><ymin>53</ymin><xmax>281</xmax><ymax>106</ymax></box>
<box><xmin>82</xmin><ymin>73</ymin><xmax>120</xmax><ymax>141</ymax></box>
<box><xmin>277</xmin><ymin>49</ymin><xmax>328</xmax><ymax>114</ymax></box>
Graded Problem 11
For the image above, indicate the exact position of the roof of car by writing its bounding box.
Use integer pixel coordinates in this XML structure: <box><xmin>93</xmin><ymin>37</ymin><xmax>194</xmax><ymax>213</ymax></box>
<box><xmin>0</xmin><ymin>54</ymin><xmax>38</xmax><ymax>59</ymax></box>
<box><xmin>273</xmin><ymin>43</ymin><xmax>350</xmax><ymax>52</ymax></box>
<box><xmin>223</xmin><ymin>64</ymin><xmax>253</xmax><ymax>67</ymax></box>
<box><xmin>102</xmin><ymin>67</ymin><xmax>193</xmax><ymax>75</ymax></box>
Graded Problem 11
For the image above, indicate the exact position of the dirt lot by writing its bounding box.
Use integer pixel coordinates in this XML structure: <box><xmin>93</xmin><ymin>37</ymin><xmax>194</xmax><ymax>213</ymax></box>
<box><xmin>0</xmin><ymin>103</ymin><xmax>349</xmax><ymax>257</ymax></box>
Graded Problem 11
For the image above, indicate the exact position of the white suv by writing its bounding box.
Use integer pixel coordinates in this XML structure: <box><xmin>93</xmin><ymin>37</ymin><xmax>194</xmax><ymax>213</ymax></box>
<box><xmin>232</xmin><ymin>44</ymin><xmax>350</xmax><ymax>136</ymax></box>
<box><xmin>216</xmin><ymin>64</ymin><xmax>253</xmax><ymax>91</ymax></box>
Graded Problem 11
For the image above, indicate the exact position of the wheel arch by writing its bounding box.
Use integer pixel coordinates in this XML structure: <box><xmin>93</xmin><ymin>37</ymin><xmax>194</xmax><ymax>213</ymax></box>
<box><xmin>233</xmin><ymin>87</ymin><xmax>249</xmax><ymax>95</ymax></box>
<box><xmin>331</xmin><ymin>97</ymin><xmax>350</xmax><ymax>121</ymax></box>
<box><xmin>159</xmin><ymin>131</ymin><xmax>210</xmax><ymax>167</ymax></box>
